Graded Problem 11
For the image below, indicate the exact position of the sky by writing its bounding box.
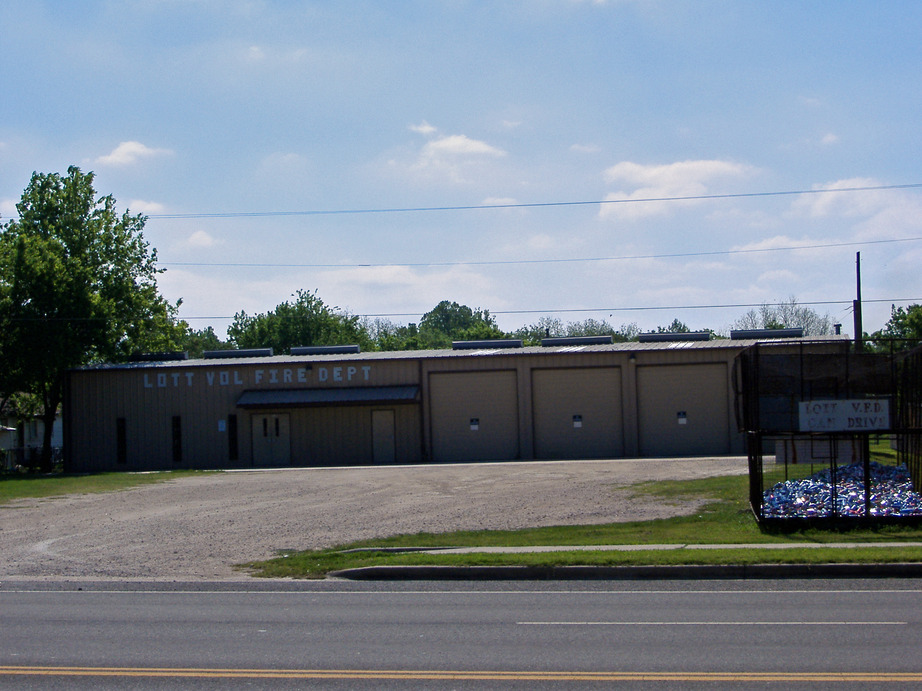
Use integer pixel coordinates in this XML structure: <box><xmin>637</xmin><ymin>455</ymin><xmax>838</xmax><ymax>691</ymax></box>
<box><xmin>2</xmin><ymin>0</ymin><xmax>922</xmax><ymax>340</ymax></box>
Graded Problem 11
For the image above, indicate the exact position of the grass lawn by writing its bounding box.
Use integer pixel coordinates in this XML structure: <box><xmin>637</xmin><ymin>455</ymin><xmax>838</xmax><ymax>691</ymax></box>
<box><xmin>0</xmin><ymin>470</ymin><xmax>210</xmax><ymax>505</ymax></box>
<box><xmin>241</xmin><ymin>472</ymin><xmax>922</xmax><ymax>579</ymax></box>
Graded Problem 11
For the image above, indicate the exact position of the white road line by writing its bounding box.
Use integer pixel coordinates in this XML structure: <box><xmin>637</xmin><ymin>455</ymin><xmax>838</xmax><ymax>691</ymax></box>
<box><xmin>518</xmin><ymin>621</ymin><xmax>907</xmax><ymax>626</ymax></box>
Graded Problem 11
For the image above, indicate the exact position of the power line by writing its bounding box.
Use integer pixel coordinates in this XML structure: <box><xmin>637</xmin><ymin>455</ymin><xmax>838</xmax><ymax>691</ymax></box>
<box><xmin>161</xmin><ymin>236</ymin><xmax>922</xmax><ymax>269</ymax></box>
<box><xmin>15</xmin><ymin>297</ymin><xmax>912</xmax><ymax>323</ymax></box>
<box><xmin>148</xmin><ymin>183</ymin><xmax>922</xmax><ymax>220</ymax></box>
<box><xmin>177</xmin><ymin>297</ymin><xmax>920</xmax><ymax>322</ymax></box>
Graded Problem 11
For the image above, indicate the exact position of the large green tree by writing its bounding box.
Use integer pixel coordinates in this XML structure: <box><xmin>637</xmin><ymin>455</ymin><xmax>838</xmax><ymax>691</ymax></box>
<box><xmin>181</xmin><ymin>325</ymin><xmax>231</xmax><ymax>359</ymax></box>
<box><xmin>867</xmin><ymin>304</ymin><xmax>922</xmax><ymax>352</ymax></box>
<box><xmin>417</xmin><ymin>300</ymin><xmax>505</xmax><ymax>348</ymax></box>
<box><xmin>228</xmin><ymin>289</ymin><xmax>372</xmax><ymax>352</ymax></box>
<box><xmin>872</xmin><ymin>304</ymin><xmax>922</xmax><ymax>340</ymax></box>
<box><xmin>0</xmin><ymin>166</ymin><xmax>184</xmax><ymax>471</ymax></box>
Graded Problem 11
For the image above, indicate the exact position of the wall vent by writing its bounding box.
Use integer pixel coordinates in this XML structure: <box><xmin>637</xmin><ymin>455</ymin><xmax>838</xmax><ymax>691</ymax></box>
<box><xmin>128</xmin><ymin>351</ymin><xmax>189</xmax><ymax>362</ymax></box>
<box><xmin>203</xmin><ymin>348</ymin><xmax>273</xmax><ymax>359</ymax></box>
<box><xmin>290</xmin><ymin>345</ymin><xmax>361</xmax><ymax>355</ymax></box>
<box><xmin>730</xmin><ymin>328</ymin><xmax>804</xmax><ymax>340</ymax></box>
<box><xmin>452</xmin><ymin>339</ymin><xmax>523</xmax><ymax>350</ymax></box>
<box><xmin>541</xmin><ymin>335</ymin><xmax>613</xmax><ymax>347</ymax></box>
<box><xmin>638</xmin><ymin>332</ymin><xmax>711</xmax><ymax>343</ymax></box>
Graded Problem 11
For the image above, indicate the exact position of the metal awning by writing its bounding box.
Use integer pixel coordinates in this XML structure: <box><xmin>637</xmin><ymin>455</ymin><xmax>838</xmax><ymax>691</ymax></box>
<box><xmin>236</xmin><ymin>385</ymin><xmax>420</xmax><ymax>409</ymax></box>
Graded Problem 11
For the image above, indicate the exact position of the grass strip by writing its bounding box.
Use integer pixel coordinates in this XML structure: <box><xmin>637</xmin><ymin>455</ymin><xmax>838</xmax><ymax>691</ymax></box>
<box><xmin>242</xmin><ymin>546</ymin><xmax>922</xmax><ymax>579</ymax></box>
<box><xmin>242</xmin><ymin>472</ymin><xmax>922</xmax><ymax>579</ymax></box>
<box><xmin>0</xmin><ymin>470</ymin><xmax>211</xmax><ymax>505</ymax></box>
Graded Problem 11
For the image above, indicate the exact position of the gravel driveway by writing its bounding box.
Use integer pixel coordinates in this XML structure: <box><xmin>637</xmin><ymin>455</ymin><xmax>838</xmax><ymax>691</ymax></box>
<box><xmin>0</xmin><ymin>457</ymin><xmax>747</xmax><ymax>582</ymax></box>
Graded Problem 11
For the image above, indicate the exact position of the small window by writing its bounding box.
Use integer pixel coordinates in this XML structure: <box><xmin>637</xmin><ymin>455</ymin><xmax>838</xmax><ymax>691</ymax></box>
<box><xmin>172</xmin><ymin>416</ymin><xmax>182</xmax><ymax>463</ymax></box>
<box><xmin>116</xmin><ymin>418</ymin><xmax>127</xmax><ymax>465</ymax></box>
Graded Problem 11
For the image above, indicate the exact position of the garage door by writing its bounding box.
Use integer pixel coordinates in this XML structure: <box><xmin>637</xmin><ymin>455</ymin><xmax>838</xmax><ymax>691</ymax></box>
<box><xmin>637</xmin><ymin>364</ymin><xmax>729</xmax><ymax>457</ymax></box>
<box><xmin>533</xmin><ymin>367</ymin><xmax>623</xmax><ymax>459</ymax></box>
<box><xmin>429</xmin><ymin>371</ymin><xmax>518</xmax><ymax>462</ymax></box>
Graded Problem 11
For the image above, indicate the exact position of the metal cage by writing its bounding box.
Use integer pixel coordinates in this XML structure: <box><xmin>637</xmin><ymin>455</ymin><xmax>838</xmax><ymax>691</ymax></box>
<box><xmin>736</xmin><ymin>340</ymin><xmax>922</xmax><ymax>524</ymax></box>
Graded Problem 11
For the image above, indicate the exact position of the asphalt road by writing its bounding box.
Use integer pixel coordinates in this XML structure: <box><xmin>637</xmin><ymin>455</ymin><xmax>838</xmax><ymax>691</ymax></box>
<box><xmin>2</xmin><ymin>579</ymin><xmax>922</xmax><ymax>689</ymax></box>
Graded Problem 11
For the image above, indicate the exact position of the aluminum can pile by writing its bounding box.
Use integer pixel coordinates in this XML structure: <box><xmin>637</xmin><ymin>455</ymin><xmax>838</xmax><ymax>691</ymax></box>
<box><xmin>762</xmin><ymin>461</ymin><xmax>922</xmax><ymax>519</ymax></box>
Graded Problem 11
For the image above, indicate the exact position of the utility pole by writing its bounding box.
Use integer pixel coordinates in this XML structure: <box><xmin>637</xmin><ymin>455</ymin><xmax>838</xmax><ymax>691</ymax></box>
<box><xmin>853</xmin><ymin>251</ymin><xmax>863</xmax><ymax>351</ymax></box>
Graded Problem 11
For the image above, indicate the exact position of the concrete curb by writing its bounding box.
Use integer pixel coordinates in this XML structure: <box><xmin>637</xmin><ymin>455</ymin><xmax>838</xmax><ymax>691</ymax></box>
<box><xmin>329</xmin><ymin>563</ymin><xmax>922</xmax><ymax>581</ymax></box>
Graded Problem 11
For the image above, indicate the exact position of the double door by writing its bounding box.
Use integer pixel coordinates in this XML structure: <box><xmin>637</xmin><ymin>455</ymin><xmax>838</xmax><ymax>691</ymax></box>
<box><xmin>252</xmin><ymin>414</ymin><xmax>291</xmax><ymax>466</ymax></box>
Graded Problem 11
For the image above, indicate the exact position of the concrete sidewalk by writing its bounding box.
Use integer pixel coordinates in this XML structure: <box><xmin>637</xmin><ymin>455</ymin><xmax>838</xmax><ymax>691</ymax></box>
<box><xmin>420</xmin><ymin>542</ymin><xmax>922</xmax><ymax>554</ymax></box>
<box><xmin>331</xmin><ymin>542</ymin><xmax>922</xmax><ymax>580</ymax></box>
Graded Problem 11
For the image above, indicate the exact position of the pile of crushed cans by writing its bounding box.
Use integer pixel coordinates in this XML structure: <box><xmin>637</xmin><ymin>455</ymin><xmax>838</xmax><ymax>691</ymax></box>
<box><xmin>761</xmin><ymin>461</ymin><xmax>922</xmax><ymax>518</ymax></box>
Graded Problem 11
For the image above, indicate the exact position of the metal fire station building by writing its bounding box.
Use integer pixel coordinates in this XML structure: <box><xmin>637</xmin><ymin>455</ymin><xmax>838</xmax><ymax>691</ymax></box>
<box><xmin>63</xmin><ymin>333</ymin><xmax>843</xmax><ymax>472</ymax></box>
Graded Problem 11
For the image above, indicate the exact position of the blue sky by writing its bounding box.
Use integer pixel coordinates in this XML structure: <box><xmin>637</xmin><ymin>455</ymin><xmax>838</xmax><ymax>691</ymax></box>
<box><xmin>2</xmin><ymin>1</ymin><xmax>921</xmax><ymax>338</ymax></box>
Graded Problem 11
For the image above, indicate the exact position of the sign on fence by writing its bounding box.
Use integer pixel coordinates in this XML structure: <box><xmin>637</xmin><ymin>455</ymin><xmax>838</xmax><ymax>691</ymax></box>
<box><xmin>798</xmin><ymin>399</ymin><xmax>890</xmax><ymax>432</ymax></box>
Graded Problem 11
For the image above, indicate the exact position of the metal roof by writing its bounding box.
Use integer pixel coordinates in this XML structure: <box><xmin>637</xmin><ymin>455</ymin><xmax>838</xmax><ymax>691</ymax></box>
<box><xmin>76</xmin><ymin>336</ymin><xmax>850</xmax><ymax>371</ymax></box>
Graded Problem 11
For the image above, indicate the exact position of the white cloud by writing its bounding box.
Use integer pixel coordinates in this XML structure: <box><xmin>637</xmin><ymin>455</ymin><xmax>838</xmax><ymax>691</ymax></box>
<box><xmin>789</xmin><ymin>177</ymin><xmax>882</xmax><ymax>218</ymax></box>
<box><xmin>387</xmin><ymin>131</ymin><xmax>509</xmax><ymax>185</ymax></box>
<box><xmin>481</xmin><ymin>197</ymin><xmax>519</xmax><ymax>207</ymax></box>
<box><xmin>127</xmin><ymin>199</ymin><xmax>167</xmax><ymax>215</ymax></box>
<box><xmin>821</xmin><ymin>133</ymin><xmax>839</xmax><ymax>146</ymax></box>
<box><xmin>253</xmin><ymin>152</ymin><xmax>312</xmax><ymax>200</ymax></box>
<box><xmin>185</xmin><ymin>230</ymin><xmax>220</xmax><ymax>249</ymax></box>
<box><xmin>316</xmin><ymin>264</ymin><xmax>501</xmax><ymax>317</ymax></box>
<box><xmin>731</xmin><ymin>234</ymin><xmax>825</xmax><ymax>253</ymax></box>
<box><xmin>755</xmin><ymin>269</ymin><xmax>798</xmax><ymax>285</ymax></box>
<box><xmin>409</xmin><ymin>121</ymin><xmax>437</xmax><ymax>136</ymax></box>
<box><xmin>421</xmin><ymin>134</ymin><xmax>506</xmax><ymax>160</ymax></box>
<box><xmin>728</xmin><ymin>234</ymin><xmax>852</xmax><ymax>266</ymax></box>
<box><xmin>786</xmin><ymin>178</ymin><xmax>922</xmax><ymax>242</ymax></box>
<box><xmin>242</xmin><ymin>44</ymin><xmax>314</xmax><ymax>66</ymax></box>
<box><xmin>166</xmin><ymin>229</ymin><xmax>222</xmax><ymax>255</ymax></box>
<box><xmin>570</xmin><ymin>143</ymin><xmax>601</xmax><ymax>154</ymax></box>
<box><xmin>514</xmin><ymin>233</ymin><xmax>575</xmax><ymax>255</ymax></box>
<box><xmin>256</xmin><ymin>151</ymin><xmax>309</xmax><ymax>176</ymax></box>
<box><xmin>96</xmin><ymin>141</ymin><xmax>173</xmax><ymax>166</ymax></box>
<box><xmin>600</xmin><ymin>159</ymin><xmax>755</xmax><ymax>221</ymax></box>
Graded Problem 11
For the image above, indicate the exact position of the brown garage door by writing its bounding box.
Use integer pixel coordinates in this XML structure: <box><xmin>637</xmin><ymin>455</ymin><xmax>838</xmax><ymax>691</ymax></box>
<box><xmin>637</xmin><ymin>363</ymin><xmax>729</xmax><ymax>457</ymax></box>
<box><xmin>429</xmin><ymin>370</ymin><xmax>518</xmax><ymax>462</ymax></box>
<box><xmin>533</xmin><ymin>367</ymin><xmax>623</xmax><ymax>459</ymax></box>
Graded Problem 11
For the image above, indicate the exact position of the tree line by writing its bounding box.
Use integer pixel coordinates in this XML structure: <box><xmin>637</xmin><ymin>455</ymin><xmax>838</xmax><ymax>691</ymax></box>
<box><xmin>1</xmin><ymin>167</ymin><xmax>917</xmax><ymax>469</ymax></box>
<box><xmin>193</xmin><ymin>294</ymin><xmax>838</xmax><ymax>358</ymax></box>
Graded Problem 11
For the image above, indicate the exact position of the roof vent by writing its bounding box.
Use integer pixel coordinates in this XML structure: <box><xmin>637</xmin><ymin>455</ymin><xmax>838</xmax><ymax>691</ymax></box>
<box><xmin>203</xmin><ymin>348</ymin><xmax>273</xmax><ymax>359</ymax></box>
<box><xmin>452</xmin><ymin>339</ymin><xmax>523</xmax><ymax>350</ymax></box>
<box><xmin>128</xmin><ymin>351</ymin><xmax>189</xmax><ymax>362</ymax></box>
<box><xmin>290</xmin><ymin>345</ymin><xmax>361</xmax><ymax>355</ymax></box>
<box><xmin>730</xmin><ymin>328</ymin><xmax>804</xmax><ymax>340</ymax></box>
<box><xmin>638</xmin><ymin>332</ymin><xmax>711</xmax><ymax>343</ymax></box>
<box><xmin>541</xmin><ymin>335</ymin><xmax>613</xmax><ymax>347</ymax></box>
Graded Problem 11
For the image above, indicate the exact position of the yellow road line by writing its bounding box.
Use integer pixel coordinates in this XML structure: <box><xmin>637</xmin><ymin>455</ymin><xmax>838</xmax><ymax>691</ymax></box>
<box><xmin>2</xmin><ymin>667</ymin><xmax>922</xmax><ymax>682</ymax></box>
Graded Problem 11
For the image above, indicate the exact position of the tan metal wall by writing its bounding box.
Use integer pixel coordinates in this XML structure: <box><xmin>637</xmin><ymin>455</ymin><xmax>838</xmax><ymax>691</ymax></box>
<box><xmin>65</xmin><ymin>342</ymin><xmax>772</xmax><ymax>471</ymax></box>
<box><xmin>66</xmin><ymin>357</ymin><xmax>423</xmax><ymax>471</ymax></box>
<box><xmin>532</xmin><ymin>367</ymin><xmax>623</xmax><ymax>459</ymax></box>
<box><xmin>428</xmin><ymin>370</ymin><xmax>519</xmax><ymax>462</ymax></box>
<box><xmin>636</xmin><ymin>363</ymin><xmax>730</xmax><ymax>456</ymax></box>
<box><xmin>288</xmin><ymin>404</ymin><xmax>421</xmax><ymax>466</ymax></box>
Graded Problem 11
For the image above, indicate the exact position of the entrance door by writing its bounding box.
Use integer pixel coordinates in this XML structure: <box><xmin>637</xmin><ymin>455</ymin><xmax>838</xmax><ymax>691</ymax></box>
<box><xmin>372</xmin><ymin>409</ymin><xmax>396</xmax><ymax>464</ymax></box>
<box><xmin>252</xmin><ymin>413</ymin><xmax>291</xmax><ymax>466</ymax></box>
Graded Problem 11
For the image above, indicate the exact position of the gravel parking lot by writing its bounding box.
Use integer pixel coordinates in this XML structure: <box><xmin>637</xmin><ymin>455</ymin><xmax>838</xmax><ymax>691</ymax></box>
<box><xmin>0</xmin><ymin>457</ymin><xmax>747</xmax><ymax>581</ymax></box>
